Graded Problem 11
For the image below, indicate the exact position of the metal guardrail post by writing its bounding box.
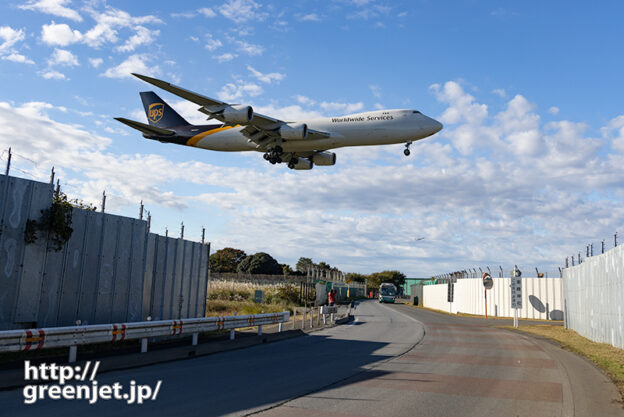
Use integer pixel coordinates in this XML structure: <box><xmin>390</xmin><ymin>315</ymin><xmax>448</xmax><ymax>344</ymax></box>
<box><xmin>258</xmin><ymin>310</ymin><xmax>263</xmax><ymax>335</ymax></box>
<box><xmin>141</xmin><ymin>338</ymin><xmax>148</xmax><ymax>353</ymax></box>
<box><xmin>309</xmin><ymin>308</ymin><xmax>313</xmax><ymax>328</ymax></box>
<box><xmin>69</xmin><ymin>346</ymin><xmax>77</xmax><ymax>363</ymax></box>
<box><xmin>192</xmin><ymin>333</ymin><xmax>198</xmax><ymax>346</ymax></box>
<box><xmin>231</xmin><ymin>312</ymin><xmax>237</xmax><ymax>340</ymax></box>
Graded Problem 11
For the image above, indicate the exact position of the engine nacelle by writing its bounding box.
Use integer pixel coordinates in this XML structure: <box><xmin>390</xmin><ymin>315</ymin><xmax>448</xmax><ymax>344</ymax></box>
<box><xmin>222</xmin><ymin>105</ymin><xmax>253</xmax><ymax>124</ymax></box>
<box><xmin>311</xmin><ymin>151</ymin><xmax>336</xmax><ymax>166</ymax></box>
<box><xmin>279</xmin><ymin>123</ymin><xmax>308</xmax><ymax>140</ymax></box>
<box><xmin>293</xmin><ymin>158</ymin><xmax>313</xmax><ymax>170</ymax></box>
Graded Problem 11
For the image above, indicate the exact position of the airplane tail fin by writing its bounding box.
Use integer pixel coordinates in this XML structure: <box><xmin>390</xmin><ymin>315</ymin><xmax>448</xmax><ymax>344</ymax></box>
<box><xmin>140</xmin><ymin>91</ymin><xmax>189</xmax><ymax>128</ymax></box>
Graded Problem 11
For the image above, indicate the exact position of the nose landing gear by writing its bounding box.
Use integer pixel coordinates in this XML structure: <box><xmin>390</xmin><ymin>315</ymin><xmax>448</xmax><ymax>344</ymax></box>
<box><xmin>404</xmin><ymin>141</ymin><xmax>412</xmax><ymax>156</ymax></box>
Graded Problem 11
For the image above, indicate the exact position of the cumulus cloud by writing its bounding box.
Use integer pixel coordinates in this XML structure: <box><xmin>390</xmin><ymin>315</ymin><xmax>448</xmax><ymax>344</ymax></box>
<box><xmin>48</xmin><ymin>48</ymin><xmax>79</xmax><ymax>66</ymax></box>
<box><xmin>88</xmin><ymin>57</ymin><xmax>103</xmax><ymax>68</ymax></box>
<box><xmin>235</xmin><ymin>40</ymin><xmax>264</xmax><ymax>56</ymax></box>
<box><xmin>299</xmin><ymin>13</ymin><xmax>321</xmax><ymax>22</ymax></box>
<box><xmin>247</xmin><ymin>65</ymin><xmax>285</xmax><ymax>84</ymax></box>
<box><xmin>215</xmin><ymin>52</ymin><xmax>236</xmax><ymax>63</ymax></box>
<box><xmin>41</xmin><ymin>21</ymin><xmax>82</xmax><ymax>46</ymax></box>
<box><xmin>101</xmin><ymin>54</ymin><xmax>158</xmax><ymax>79</ymax></box>
<box><xmin>198</xmin><ymin>7</ymin><xmax>216</xmax><ymax>18</ymax></box>
<box><xmin>115</xmin><ymin>26</ymin><xmax>159</xmax><ymax>52</ymax></box>
<box><xmin>2</xmin><ymin>53</ymin><xmax>34</xmax><ymax>64</ymax></box>
<box><xmin>217</xmin><ymin>81</ymin><xmax>263</xmax><ymax>101</ymax></box>
<box><xmin>204</xmin><ymin>33</ymin><xmax>222</xmax><ymax>51</ymax></box>
<box><xmin>319</xmin><ymin>101</ymin><xmax>364</xmax><ymax>114</ymax></box>
<box><xmin>219</xmin><ymin>0</ymin><xmax>267</xmax><ymax>24</ymax></box>
<box><xmin>19</xmin><ymin>0</ymin><xmax>82</xmax><ymax>22</ymax></box>
<box><xmin>39</xmin><ymin>69</ymin><xmax>66</xmax><ymax>79</ymax></box>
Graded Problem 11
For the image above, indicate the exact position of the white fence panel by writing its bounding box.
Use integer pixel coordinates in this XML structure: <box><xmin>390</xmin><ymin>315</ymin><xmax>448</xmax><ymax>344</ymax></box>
<box><xmin>422</xmin><ymin>277</ymin><xmax>563</xmax><ymax>320</ymax></box>
<box><xmin>563</xmin><ymin>244</ymin><xmax>624</xmax><ymax>349</ymax></box>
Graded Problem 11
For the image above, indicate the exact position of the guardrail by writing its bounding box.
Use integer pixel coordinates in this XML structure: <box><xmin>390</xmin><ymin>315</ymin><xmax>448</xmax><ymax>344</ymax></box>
<box><xmin>0</xmin><ymin>312</ymin><xmax>289</xmax><ymax>362</ymax></box>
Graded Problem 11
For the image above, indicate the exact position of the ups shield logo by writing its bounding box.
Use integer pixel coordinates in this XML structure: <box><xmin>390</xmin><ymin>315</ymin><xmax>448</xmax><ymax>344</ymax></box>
<box><xmin>148</xmin><ymin>103</ymin><xmax>164</xmax><ymax>123</ymax></box>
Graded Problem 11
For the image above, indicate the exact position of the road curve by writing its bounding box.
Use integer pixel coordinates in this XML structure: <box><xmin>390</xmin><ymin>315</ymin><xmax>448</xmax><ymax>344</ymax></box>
<box><xmin>1</xmin><ymin>300</ymin><xmax>621</xmax><ymax>416</ymax></box>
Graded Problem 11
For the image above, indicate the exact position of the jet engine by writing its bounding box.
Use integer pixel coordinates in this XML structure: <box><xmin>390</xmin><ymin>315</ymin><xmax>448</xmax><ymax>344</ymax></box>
<box><xmin>311</xmin><ymin>151</ymin><xmax>336</xmax><ymax>166</ymax></box>
<box><xmin>222</xmin><ymin>105</ymin><xmax>253</xmax><ymax>123</ymax></box>
<box><xmin>279</xmin><ymin>123</ymin><xmax>308</xmax><ymax>140</ymax></box>
<box><xmin>293</xmin><ymin>158</ymin><xmax>313</xmax><ymax>170</ymax></box>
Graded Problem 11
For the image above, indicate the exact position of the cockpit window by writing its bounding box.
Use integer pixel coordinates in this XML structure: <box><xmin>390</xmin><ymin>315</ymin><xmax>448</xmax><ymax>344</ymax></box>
<box><xmin>413</xmin><ymin>111</ymin><xmax>421</xmax><ymax>114</ymax></box>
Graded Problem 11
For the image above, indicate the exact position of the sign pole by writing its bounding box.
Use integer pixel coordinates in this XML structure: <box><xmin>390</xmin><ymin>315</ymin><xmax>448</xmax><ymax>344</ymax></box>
<box><xmin>484</xmin><ymin>289</ymin><xmax>487</xmax><ymax>318</ymax></box>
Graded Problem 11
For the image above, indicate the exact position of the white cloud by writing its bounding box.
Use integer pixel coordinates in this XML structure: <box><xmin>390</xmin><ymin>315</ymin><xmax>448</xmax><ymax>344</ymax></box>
<box><xmin>19</xmin><ymin>0</ymin><xmax>82</xmax><ymax>22</ymax></box>
<box><xmin>319</xmin><ymin>101</ymin><xmax>364</xmax><ymax>114</ymax></box>
<box><xmin>300</xmin><ymin>13</ymin><xmax>320</xmax><ymax>22</ymax></box>
<box><xmin>215</xmin><ymin>52</ymin><xmax>236</xmax><ymax>63</ymax></box>
<box><xmin>48</xmin><ymin>48</ymin><xmax>79</xmax><ymax>66</ymax></box>
<box><xmin>115</xmin><ymin>26</ymin><xmax>159</xmax><ymax>52</ymax></box>
<box><xmin>235</xmin><ymin>40</ymin><xmax>264</xmax><ymax>56</ymax></box>
<box><xmin>81</xmin><ymin>6</ymin><xmax>162</xmax><ymax>49</ymax></box>
<box><xmin>492</xmin><ymin>88</ymin><xmax>506</xmax><ymax>98</ymax></box>
<box><xmin>88</xmin><ymin>57</ymin><xmax>103</xmax><ymax>68</ymax></box>
<box><xmin>41</xmin><ymin>21</ymin><xmax>82</xmax><ymax>46</ymax></box>
<box><xmin>247</xmin><ymin>65</ymin><xmax>285</xmax><ymax>84</ymax></box>
<box><xmin>548</xmin><ymin>106</ymin><xmax>560</xmax><ymax>115</ymax></box>
<box><xmin>217</xmin><ymin>81</ymin><xmax>263</xmax><ymax>101</ymax></box>
<box><xmin>430</xmin><ymin>81</ymin><xmax>488</xmax><ymax>125</ymax></box>
<box><xmin>101</xmin><ymin>54</ymin><xmax>158</xmax><ymax>79</ymax></box>
<box><xmin>39</xmin><ymin>69</ymin><xmax>66</xmax><ymax>79</ymax></box>
<box><xmin>0</xmin><ymin>26</ymin><xmax>25</xmax><ymax>53</ymax></box>
<box><xmin>2</xmin><ymin>53</ymin><xmax>34</xmax><ymax>64</ymax></box>
<box><xmin>295</xmin><ymin>95</ymin><xmax>316</xmax><ymax>106</ymax></box>
<box><xmin>204</xmin><ymin>33</ymin><xmax>222</xmax><ymax>51</ymax></box>
<box><xmin>198</xmin><ymin>7</ymin><xmax>216</xmax><ymax>18</ymax></box>
<box><xmin>219</xmin><ymin>0</ymin><xmax>267</xmax><ymax>24</ymax></box>
<box><xmin>369</xmin><ymin>84</ymin><xmax>381</xmax><ymax>98</ymax></box>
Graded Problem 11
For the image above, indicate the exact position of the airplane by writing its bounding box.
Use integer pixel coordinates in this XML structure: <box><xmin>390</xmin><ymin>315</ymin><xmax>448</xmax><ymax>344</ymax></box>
<box><xmin>115</xmin><ymin>73</ymin><xmax>443</xmax><ymax>170</ymax></box>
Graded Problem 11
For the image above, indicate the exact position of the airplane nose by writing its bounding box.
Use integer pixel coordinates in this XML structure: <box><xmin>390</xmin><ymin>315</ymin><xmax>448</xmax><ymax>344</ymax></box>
<box><xmin>430</xmin><ymin>117</ymin><xmax>443</xmax><ymax>134</ymax></box>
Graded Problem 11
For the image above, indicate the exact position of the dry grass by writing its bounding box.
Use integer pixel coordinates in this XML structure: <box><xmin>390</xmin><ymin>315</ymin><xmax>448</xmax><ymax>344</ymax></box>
<box><xmin>503</xmin><ymin>325</ymin><xmax>624</xmax><ymax>403</ymax></box>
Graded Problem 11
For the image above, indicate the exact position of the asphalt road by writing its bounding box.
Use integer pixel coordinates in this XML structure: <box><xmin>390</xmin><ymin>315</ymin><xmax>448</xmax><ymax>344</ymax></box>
<box><xmin>1</xmin><ymin>300</ymin><xmax>622</xmax><ymax>416</ymax></box>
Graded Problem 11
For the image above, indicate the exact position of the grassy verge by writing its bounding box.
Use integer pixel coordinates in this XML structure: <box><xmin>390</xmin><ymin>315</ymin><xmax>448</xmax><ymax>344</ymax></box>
<box><xmin>206</xmin><ymin>300</ymin><xmax>290</xmax><ymax>316</ymax></box>
<box><xmin>503</xmin><ymin>324</ymin><xmax>624</xmax><ymax>403</ymax></box>
<box><xmin>401</xmin><ymin>303</ymin><xmax>561</xmax><ymax>322</ymax></box>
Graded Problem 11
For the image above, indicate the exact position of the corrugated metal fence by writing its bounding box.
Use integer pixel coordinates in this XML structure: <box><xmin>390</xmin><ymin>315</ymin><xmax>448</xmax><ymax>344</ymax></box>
<box><xmin>562</xmin><ymin>244</ymin><xmax>624</xmax><ymax>349</ymax></box>
<box><xmin>0</xmin><ymin>174</ymin><xmax>209</xmax><ymax>330</ymax></box>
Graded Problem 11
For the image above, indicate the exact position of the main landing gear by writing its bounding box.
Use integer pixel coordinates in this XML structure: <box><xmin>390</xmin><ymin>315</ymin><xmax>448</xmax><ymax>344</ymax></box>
<box><xmin>404</xmin><ymin>141</ymin><xmax>412</xmax><ymax>156</ymax></box>
<box><xmin>263</xmin><ymin>146</ymin><xmax>283</xmax><ymax>164</ymax></box>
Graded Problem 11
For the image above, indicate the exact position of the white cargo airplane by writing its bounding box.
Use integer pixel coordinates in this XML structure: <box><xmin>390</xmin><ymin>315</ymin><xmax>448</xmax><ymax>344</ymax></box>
<box><xmin>115</xmin><ymin>73</ymin><xmax>443</xmax><ymax>170</ymax></box>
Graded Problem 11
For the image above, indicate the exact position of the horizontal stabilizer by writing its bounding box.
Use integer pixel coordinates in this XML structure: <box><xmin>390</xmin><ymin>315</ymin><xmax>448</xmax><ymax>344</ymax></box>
<box><xmin>114</xmin><ymin>117</ymin><xmax>176</xmax><ymax>136</ymax></box>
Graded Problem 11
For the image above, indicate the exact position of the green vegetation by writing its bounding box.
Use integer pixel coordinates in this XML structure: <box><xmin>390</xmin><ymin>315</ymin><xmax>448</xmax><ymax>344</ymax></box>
<box><xmin>237</xmin><ymin>252</ymin><xmax>282</xmax><ymax>274</ymax></box>
<box><xmin>367</xmin><ymin>270</ymin><xmax>406</xmax><ymax>289</ymax></box>
<box><xmin>209</xmin><ymin>247</ymin><xmax>247</xmax><ymax>273</ymax></box>
<box><xmin>503</xmin><ymin>325</ymin><xmax>624</xmax><ymax>402</ymax></box>
<box><xmin>206</xmin><ymin>282</ymin><xmax>306</xmax><ymax>317</ymax></box>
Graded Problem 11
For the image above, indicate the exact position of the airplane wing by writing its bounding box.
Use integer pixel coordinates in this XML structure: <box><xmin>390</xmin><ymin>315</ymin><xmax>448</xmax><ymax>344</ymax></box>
<box><xmin>114</xmin><ymin>117</ymin><xmax>176</xmax><ymax>136</ymax></box>
<box><xmin>132</xmin><ymin>73</ymin><xmax>331</xmax><ymax>148</ymax></box>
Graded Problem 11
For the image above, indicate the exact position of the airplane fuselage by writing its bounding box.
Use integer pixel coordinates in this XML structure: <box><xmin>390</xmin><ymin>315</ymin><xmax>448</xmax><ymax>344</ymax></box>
<box><xmin>149</xmin><ymin>109</ymin><xmax>441</xmax><ymax>153</ymax></box>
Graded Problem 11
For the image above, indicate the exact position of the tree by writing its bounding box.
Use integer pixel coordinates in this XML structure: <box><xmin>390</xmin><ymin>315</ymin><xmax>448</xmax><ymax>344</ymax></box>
<box><xmin>209</xmin><ymin>247</ymin><xmax>247</xmax><ymax>273</ymax></box>
<box><xmin>296</xmin><ymin>257</ymin><xmax>314</xmax><ymax>273</ymax></box>
<box><xmin>367</xmin><ymin>270</ymin><xmax>406</xmax><ymax>289</ymax></box>
<box><xmin>237</xmin><ymin>252</ymin><xmax>282</xmax><ymax>275</ymax></box>
<box><xmin>281</xmin><ymin>263</ymin><xmax>294</xmax><ymax>276</ymax></box>
<box><xmin>345</xmin><ymin>272</ymin><xmax>368</xmax><ymax>283</ymax></box>
<box><xmin>317</xmin><ymin>261</ymin><xmax>331</xmax><ymax>270</ymax></box>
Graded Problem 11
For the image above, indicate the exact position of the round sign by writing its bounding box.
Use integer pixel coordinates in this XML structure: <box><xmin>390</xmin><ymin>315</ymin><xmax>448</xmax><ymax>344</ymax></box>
<box><xmin>482</xmin><ymin>272</ymin><xmax>493</xmax><ymax>289</ymax></box>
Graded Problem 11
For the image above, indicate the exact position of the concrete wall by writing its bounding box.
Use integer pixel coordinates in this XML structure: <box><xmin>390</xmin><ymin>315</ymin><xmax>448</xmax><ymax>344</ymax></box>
<box><xmin>422</xmin><ymin>277</ymin><xmax>563</xmax><ymax>320</ymax></box>
<box><xmin>0</xmin><ymin>174</ymin><xmax>210</xmax><ymax>330</ymax></box>
<box><xmin>563</xmin><ymin>244</ymin><xmax>624</xmax><ymax>349</ymax></box>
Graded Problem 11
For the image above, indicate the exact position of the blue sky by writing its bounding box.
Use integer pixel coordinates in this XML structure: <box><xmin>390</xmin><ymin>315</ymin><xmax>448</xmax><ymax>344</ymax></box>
<box><xmin>0</xmin><ymin>0</ymin><xmax>623</xmax><ymax>276</ymax></box>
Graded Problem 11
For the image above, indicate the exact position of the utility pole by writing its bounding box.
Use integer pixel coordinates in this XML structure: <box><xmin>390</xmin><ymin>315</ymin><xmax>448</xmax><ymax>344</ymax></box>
<box><xmin>139</xmin><ymin>200</ymin><xmax>144</xmax><ymax>220</ymax></box>
<box><xmin>101</xmin><ymin>191</ymin><xmax>106</xmax><ymax>213</ymax></box>
<box><xmin>49</xmin><ymin>167</ymin><xmax>55</xmax><ymax>184</ymax></box>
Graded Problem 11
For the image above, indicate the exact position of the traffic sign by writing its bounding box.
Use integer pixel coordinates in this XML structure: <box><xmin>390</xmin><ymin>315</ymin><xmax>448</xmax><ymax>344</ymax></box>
<box><xmin>447</xmin><ymin>282</ymin><xmax>454</xmax><ymax>303</ymax></box>
<box><xmin>511</xmin><ymin>277</ymin><xmax>522</xmax><ymax>309</ymax></box>
<box><xmin>482</xmin><ymin>273</ymin><xmax>493</xmax><ymax>290</ymax></box>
